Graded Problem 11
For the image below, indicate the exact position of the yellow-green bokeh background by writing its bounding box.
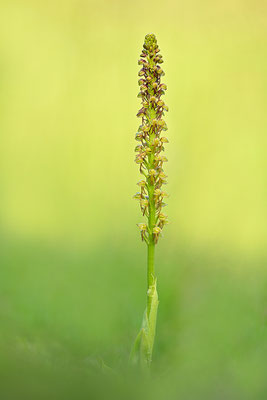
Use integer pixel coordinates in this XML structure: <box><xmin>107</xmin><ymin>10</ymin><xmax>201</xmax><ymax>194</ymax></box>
<box><xmin>0</xmin><ymin>0</ymin><xmax>267</xmax><ymax>398</ymax></box>
<box><xmin>1</xmin><ymin>0</ymin><xmax>266</xmax><ymax>254</ymax></box>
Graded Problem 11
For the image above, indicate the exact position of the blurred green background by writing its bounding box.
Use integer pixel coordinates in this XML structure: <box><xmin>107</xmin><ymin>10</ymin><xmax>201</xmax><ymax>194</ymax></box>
<box><xmin>0</xmin><ymin>0</ymin><xmax>267</xmax><ymax>398</ymax></box>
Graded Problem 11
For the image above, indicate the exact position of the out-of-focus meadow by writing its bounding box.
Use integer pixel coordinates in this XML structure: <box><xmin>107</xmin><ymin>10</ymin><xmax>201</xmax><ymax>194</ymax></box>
<box><xmin>0</xmin><ymin>0</ymin><xmax>267</xmax><ymax>398</ymax></box>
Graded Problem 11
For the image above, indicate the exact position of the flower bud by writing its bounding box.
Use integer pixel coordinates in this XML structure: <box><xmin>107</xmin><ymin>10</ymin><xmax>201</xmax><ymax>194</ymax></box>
<box><xmin>157</xmin><ymin>119</ymin><xmax>165</xmax><ymax>127</ymax></box>
<box><xmin>153</xmin><ymin>227</ymin><xmax>161</xmax><ymax>235</ymax></box>
<box><xmin>154</xmin><ymin>189</ymin><xmax>162</xmax><ymax>197</ymax></box>
<box><xmin>135</xmin><ymin>145</ymin><xmax>142</xmax><ymax>152</ymax></box>
<box><xmin>158</xmin><ymin>213</ymin><xmax>167</xmax><ymax>221</ymax></box>
<box><xmin>159</xmin><ymin>172</ymin><xmax>167</xmax><ymax>179</ymax></box>
<box><xmin>140</xmin><ymin>199</ymin><xmax>149</xmax><ymax>207</ymax></box>
<box><xmin>143</xmin><ymin>127</ymin><xmax>150</xmax><ymax>134</ymax></box>
<box><xmin>133</xmin><ymin>192</ymin><xmax>142</xmax><ymax>200</ymax></box>
<box><xmin>136</xmin><ymin>108</ymin><xmax>146</xmax><ymax>118</ymax></box>
<box><xmin>160</xmin><ymin>137</ymin><xmax>169</xmax><ymax>143</ymax></box>
<box><xmin>137</xmin><ymin>180</ymin><xmax>146</xmax><ymax>187</ymax></box>
<box><xmin>148</xmin><ymin>169</ymin><xmax>157</xmax><ymax>176</ymax></box>
<box><xmin>152</xmin><ymin>138</ymin><xmax>160</xmax><ymax>146</ymax></box>
<box><xmin>135</xmin><ymin>156</ymin><xmax>143</xmax><ymax>164</ymax></box>
<box><xmin>154</xmin><ymin>155</ymin><xmax>162</xmax><ymax>162</ymax></box>
<box><xmin>160</xmin><ymin>83</ymin><xmax>167</xmax><ymax>90</ymax></box>
<box><xmin>137</xmin><ymin>223</ymin><xmax>147</xmax><ymax>231</ymax></box>
<box><xmin>158</xmin><ymin>213</ymin><xmax>169</xmax><ymax>228</ymax></box>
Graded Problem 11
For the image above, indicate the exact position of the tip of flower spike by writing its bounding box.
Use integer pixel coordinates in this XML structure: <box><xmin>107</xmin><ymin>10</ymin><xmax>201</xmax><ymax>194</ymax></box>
<box><xmin>144</xmin><ymin>33</ymin><xmax>157</xmax><ymax>50</ymax></box>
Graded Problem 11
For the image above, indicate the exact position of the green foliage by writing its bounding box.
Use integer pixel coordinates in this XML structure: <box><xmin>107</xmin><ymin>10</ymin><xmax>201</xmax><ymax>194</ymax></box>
<box><xmin>1</xmin><ymin>240</ymin><xmax>267</xmax><ymax>399</ymax></box>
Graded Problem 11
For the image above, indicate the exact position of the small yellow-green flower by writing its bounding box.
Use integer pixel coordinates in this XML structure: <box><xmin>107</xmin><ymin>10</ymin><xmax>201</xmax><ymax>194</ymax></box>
<box><xmin>133</xmin><ymin>33</ymin><xmax>169</xmax><ymax>244</ymax></box>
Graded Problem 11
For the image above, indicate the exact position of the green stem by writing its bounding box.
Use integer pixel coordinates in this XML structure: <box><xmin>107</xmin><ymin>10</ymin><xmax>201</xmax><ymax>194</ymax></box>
<box><xmin>146</xmin><ymin>193</ymin><xmax>158</xmax><ymax>366</ymax></box>
<box><xmin>147</xmin><ymin>240</ymin><xmax>155</xmax><ymax>315</ymax></box>
<box><xmin>147</xmin><ymin>105</ymin><xmax>156</xmax><ymax>317</ymax></box>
